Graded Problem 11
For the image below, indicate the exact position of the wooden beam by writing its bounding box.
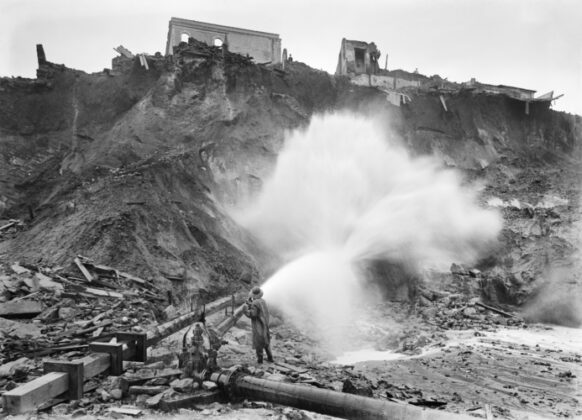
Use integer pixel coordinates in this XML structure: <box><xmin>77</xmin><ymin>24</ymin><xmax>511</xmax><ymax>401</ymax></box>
<box><xmin>119</xmin><ymin>271</ymin><xmax>147</xmax><ymax>285</ymax></box>
<box><xmin>72</xmin><ymin>320</ymin><xmax>113</xmax><ymax>337</ymax></box>
<box><xmin>159</xmin><ymin>390</ymin><xmax>223</xmax><ymax>411</ymax></box>
<box><xmin>80</xmin><ymin>353</ymin><xmax>110</xmax><ymax>379</ymax></box>
<box><xmin>83</xmin><ymin>287</ymin><xmax>123</xmax><ymax>299</ymax></box>
<box><xmin>0</xmin><ymin>220</ymin><xmax>18</xmax><ymax>231</ymax></box>
<box><xmin>74</xmin><ymin>257</ymin><xmax>93</xmax><ymax>282</ymax></box>
<box><xmin>475</xmin><ymin>301</ymin><xmax>514</xmax><ymax>318</ymax></box>
<box><xmin>2</xmin><ymin>372</ymin><xmax>68</xmax><ymax>414</ymax></box>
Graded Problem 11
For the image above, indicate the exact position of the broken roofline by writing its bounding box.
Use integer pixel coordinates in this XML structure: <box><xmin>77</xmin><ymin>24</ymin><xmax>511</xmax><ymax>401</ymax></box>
<box><xmin>468</xmin><ymin>80</ymin><xmax>536</xmax><ymax>94</ymax></box>
<box><xmin>496</xmin><ymin>84</ymin><xmax>536</xmax><ymax>93</ymax></box>
<box><xmin>169</xmin><ymin>17</ymin><xmax>280</xmax><ymax>39</ymax></box>
<box><xmin>342</xmin><ymin>38</ymin><xmax>370</xmax><ymax>47</ymax></box>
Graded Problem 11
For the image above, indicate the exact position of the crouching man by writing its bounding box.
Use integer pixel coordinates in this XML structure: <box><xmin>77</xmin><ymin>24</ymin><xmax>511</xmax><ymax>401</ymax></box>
<box><xmin>243</xmin><ymin>286</ymin><xmax>274</xmax><ymax>364</ymax></box>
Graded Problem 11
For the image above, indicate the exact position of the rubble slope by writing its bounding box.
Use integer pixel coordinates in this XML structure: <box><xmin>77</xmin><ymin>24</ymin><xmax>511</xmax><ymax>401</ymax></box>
<box><xmin>0</xmin><ymin>40</ymin><xmax>581</xmax><ymax>312</ymax></box>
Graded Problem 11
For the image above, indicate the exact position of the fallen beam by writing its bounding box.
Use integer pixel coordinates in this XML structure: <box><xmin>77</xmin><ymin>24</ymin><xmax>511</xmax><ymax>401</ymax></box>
<box><xmin>74</xmin><ymin>257</ymin><xmax>93</xmax><ymax>282</ymax></box>
<box><xmin>159</xmin><ymin>390</ymin><xmax>223</xmax><ymax>411</ymax></box>
<box><xmin>82</xmin><ymin>287</ymin><xmax>123</xmax><ymax>299</ymax></box>
<box><xmin>475</xmin><ymin>302</ymin><xmax>514</xmax><ymax>318</ymax></box>
<box><xmin>1</xmin><ymin>372</ymin><xmax>68</xmax><ymax>414</ymax></box>
<box><xmin>0</xmin><ymin>220</ymin><xmax>18</xmax><ymax>231</ymax></box>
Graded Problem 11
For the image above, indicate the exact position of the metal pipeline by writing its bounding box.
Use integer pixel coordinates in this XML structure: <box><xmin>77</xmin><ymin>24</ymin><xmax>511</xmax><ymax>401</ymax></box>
<box><xmin>215</xmin><ymin>304</ymin><xmax>246</xmax><ymax>337</ymax></box>
<box><xmin>146</xmin><ymin>295</ymin><xmax>237</xmax><ymax>347</ymax></box>
<box><xmin>210</xmin><ymin>367</ymin><xmax>470</xmax><ymax>420</ymax></box>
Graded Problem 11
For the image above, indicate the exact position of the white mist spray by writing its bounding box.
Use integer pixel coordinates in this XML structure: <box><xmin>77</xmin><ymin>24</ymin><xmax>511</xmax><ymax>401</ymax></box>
<box><xmin>238</xmin><ymin>113</ymin><xmax>502</xmax><ymax>349</ymax></box>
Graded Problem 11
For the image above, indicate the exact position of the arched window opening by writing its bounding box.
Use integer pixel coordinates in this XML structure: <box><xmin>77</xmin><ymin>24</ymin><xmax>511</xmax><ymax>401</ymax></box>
<box><xmin>213</xmin><ymin>38</ymin><xmax>224</xmax><ymax>47</ymax></box>
<box><xmin>181</xmin><ymin>33</ymin><xmax>189</xmax><ymax>43</ymax></box>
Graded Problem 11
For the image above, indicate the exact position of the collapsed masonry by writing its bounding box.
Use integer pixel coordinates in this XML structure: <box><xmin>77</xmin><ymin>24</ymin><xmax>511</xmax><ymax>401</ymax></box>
<box><xmin>335</xmin><ymin>38</ymin><xmax>559</xmax><ymax>113</ymax></box>
<box><xmin>165</xmin><ymin>17</ymin><xmax>282</xmax><ymax>65</ymax></box>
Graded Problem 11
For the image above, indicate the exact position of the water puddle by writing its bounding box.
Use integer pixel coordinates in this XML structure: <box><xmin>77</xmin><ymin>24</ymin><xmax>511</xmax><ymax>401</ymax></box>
<box><xmin>330</xmin><ymin>325</ymin><xmax>582</xmax><ymax>365</ymax></box>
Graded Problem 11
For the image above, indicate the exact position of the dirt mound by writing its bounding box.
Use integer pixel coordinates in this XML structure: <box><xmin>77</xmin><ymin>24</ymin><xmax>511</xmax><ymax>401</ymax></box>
<box><xmin>1</xmin><ymin>39</ymin><xmax>581</xmax><ymax>312</ymax></box>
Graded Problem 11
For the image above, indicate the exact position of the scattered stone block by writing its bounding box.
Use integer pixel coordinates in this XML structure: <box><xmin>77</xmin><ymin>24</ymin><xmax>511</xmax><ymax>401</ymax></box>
<box><xmin>170</xmin><ymin>378</ymin><xmax>194</xmax><ymax>392</ymax></box>
<box><xmin>58</xmin><ymin>307</ymin><xmax>78</xmax><ymax>320</ymax></box>
<box><xmin>11</xmin><ymin>264</ymin><xmax>30</xmax><ymax>274</ymax></box>
<box><xmin>129</xmin><ymin>385</ymin><xmax>169</xmax><ymax>395</ymax></box>
<box><xmin>145</xmin><ymin>392</ymin><xmax>165</xmax><ymax>408</ymax></box>
<box><xmin>202</xmin><ymin>380</ymin><xmax>218</xmax><ymax>391</ymax></box>
<box><xmin>0</xmin><ymin>317</ymin><xmax>41</xmax><ymax>338</ymax></box>
<box><xmin>0</xmin><ymin>300</ymin><xmax>43</xmax><ymax>318</ymax></box>
<box><xmin>110</xmin><ymin>389</ymin><xmax>123</xmax><ymax>400</ymax></box>
<box><xmin>0</xmin><ymin>357</ymin><xmax>31</xmax><ymax>378</ymax></box>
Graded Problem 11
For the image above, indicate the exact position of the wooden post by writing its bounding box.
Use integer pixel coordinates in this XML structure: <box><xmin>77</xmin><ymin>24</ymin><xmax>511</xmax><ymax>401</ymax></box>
<box><xmin>89</xmin><ymin>342</ymin><xmax>124</xmax><ymax>375</ymax></box>
<box><xmin>117</xmin><ymin>332</ymin><xmax>147</xmax><ymax>362</ymax></box>
<box><xmin>43</xmin><ymin>360</ymin><xmax>84</xmax><ymax>400</ymax></box>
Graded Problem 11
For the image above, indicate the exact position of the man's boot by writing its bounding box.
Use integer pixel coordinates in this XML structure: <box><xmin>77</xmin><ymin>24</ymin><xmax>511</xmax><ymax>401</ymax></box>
<box><xmin>265</xmin><ymin>346</ymin><xmax>274</xmax><ymax>363</ymax></box>
<box><xmin>256</xmin><ymin>349</ymin><xmax>263</xmax><ymax>364</ymax></box>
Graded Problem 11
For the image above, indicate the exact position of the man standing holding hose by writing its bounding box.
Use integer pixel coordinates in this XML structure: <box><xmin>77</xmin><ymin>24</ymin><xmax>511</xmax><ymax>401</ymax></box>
<box><xmin>243</xmin><ymin>286</ymin><xmax>274</xmax><ymax>364</ymax></box>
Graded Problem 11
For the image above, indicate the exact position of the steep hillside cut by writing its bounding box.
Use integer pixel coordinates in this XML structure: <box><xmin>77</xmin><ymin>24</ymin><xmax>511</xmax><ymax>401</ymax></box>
<box><xmin>0</xmin><ymin>39</ymin><xmax>580</xmax><ymax>314</ymax></box>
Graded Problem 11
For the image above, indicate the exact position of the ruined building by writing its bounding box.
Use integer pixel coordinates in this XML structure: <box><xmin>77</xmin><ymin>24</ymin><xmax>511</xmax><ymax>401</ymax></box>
<box><xmin>335</xmin><ymin>38</ymin><xmax>556</xmax><ymax>112</ymax></box>
<box><xmin>335</xmin><ymin>38</ymin><xmax>381</xmax><ymax>76</ymax></box>
<box><xmin>336</xmin><ymin>38</ymin><xmax>421</xmax><ymax>106</ymax></box>
<box><xmin>166</xmin><ymin>17</ymin><xmax>282</xmax><ymax>64</ymax></box>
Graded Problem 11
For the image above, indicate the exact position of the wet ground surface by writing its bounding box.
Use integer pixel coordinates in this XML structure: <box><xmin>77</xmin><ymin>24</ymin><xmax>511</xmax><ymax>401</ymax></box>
<box><xmin>144</xmin><ymin>304</ymin><xmax>582</xmax><ymax>420</ymax></box>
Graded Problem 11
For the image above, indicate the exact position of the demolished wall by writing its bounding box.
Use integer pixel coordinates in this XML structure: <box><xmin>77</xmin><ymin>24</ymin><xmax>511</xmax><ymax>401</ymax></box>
<box><xmin>166</xmin><ymin>17</ymin><xmax>282</xmax><ymax>64</ymax></box>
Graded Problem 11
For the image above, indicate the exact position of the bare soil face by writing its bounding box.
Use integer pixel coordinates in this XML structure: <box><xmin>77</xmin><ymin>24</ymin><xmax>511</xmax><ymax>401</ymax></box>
<box><xmin>1</xmin><ymin>40</ymin><xmax>582</xmax><ymax>419</ymax></box>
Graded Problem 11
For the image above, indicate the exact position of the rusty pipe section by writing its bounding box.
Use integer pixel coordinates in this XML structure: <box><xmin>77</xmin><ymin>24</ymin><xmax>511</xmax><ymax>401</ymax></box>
<box><xmin>146</xmin><ymin>295</ymin><xmax>238</xmax><ymax>347</ymax></box>
<box><xmin>210</xmin><ymin>367</ymin><xmax>469</xmax><ymax>420</ymax></box>
<box><xmin>215</xmin><ymin>304</ymin><xmax>245</xmax><ymax>337</ymax></box>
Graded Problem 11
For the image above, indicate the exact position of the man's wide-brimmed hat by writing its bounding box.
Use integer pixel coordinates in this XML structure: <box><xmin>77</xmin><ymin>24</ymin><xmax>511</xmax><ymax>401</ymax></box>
<box><xmin>249</xmin><ymin>286</ymin><xmax>263</xmax><ymax>298</ymax></box>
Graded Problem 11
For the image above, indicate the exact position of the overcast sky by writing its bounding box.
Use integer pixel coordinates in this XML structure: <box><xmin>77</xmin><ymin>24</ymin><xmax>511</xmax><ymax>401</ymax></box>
<box><xmin>1</xmin><ymin>0</ymin><xmax>581</xmax><ymax>115</ymax></box>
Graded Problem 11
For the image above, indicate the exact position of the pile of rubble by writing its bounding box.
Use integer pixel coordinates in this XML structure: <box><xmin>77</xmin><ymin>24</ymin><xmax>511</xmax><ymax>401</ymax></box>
<box><xmin>0</xmin><ymin>256</ymin><xmax>170</xmax><ymax>397</ymax></box>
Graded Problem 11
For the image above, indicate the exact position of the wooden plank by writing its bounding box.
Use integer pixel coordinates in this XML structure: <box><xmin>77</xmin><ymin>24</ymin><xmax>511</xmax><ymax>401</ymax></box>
<box><xmin>74</xmin><ymin>257</ymin><xmax>93</xmax><ymax>282</ymax></box>
<box><xmin>72</xmin><ymin>320</ymin><xmax>112</xmax><ymax>337</ymax></box>
<box><xmin>1</xmin><ymin>372</ymin><xmax>68</xmax><ymax>414</ymax></box>
<box><xmin>0</xmin><ymin>220</ymin><xmax>18</xmax><ymax>231</ymax></box>
<box><xmin>27</xmin><ymin>344</ymin><xmax>88</xmax><ymax>358</ymax></box>
<box><xmin>0</xmin><ymin>300</ymin><xmax>43</xmax><ymax>318</ymax></box>
<box><xmin>274</xmin><ymin>361</ymin><xmax>308</xmax><ymax>374</ymax></box>
<box><xmin>109</xmin><ymin>407</ymin><xmax>142</xmax><ymax>416</ymax></box>
<box><xmin>82</xmin><ymin>287</ymin><xmax>123</xmax><ymax>299</ymax></box>
<box><xmin>475</xmin><ymin>301</ymin><xmax>514</xmax><ymax>318</ymax></box>
<box><xmin>159</xmin><ymin>390</ymin><xmax>223</xmax><ymax>411</ymax></box>
<box><xmin>119</xmin><ymin>271</ymin><xmax>147</xmax><ymax>285</ymax></box>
